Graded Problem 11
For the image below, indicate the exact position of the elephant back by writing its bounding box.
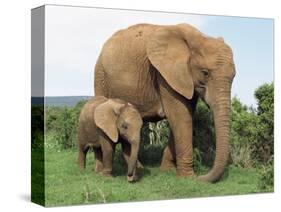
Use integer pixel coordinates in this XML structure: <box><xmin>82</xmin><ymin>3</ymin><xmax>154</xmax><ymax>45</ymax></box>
<box><xmin>100</xmin><ymin>24</ymin><xmax>161</xmax><ymax>109</ymax></box>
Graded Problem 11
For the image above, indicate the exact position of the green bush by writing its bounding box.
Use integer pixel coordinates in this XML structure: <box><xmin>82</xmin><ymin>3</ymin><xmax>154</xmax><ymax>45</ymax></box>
<box><xmin>253</xmin><ymin>83</ymin><xmax>274</xmax><ymax>163</ymax></box>
<box><xmin>46</xmin><ymin>106</ymin><xmax>63</xmax><ymax>131</ymax></box>
<box><xmin>31</xmin><ymin>105</ymin><xmax>44</xmax><ymax>149</ymax></box>
<box><xmin>230</xmin><ymin>97</ymin><xmax>258</xmax><ymax>168</ymax></box>
<box><xmin>229</xmin><ymin>82</ymin><xmax>273</xmax><ymax>168</ymax></box>
<box><xmin>46</xmin><ymin>100</ymin><xmax>87</xmax><ymax>149</ymax></box>
<box><xmin>55</xmin><ymin>107</ymin><xmax>77</xmax><ymax>149</ymax></box>
<box><xmin>193</xmin><ymin>100</ymin><xmax>215</xmax><ymax>167</ymax></box>
<box><xmin>258</xmin><ymin>156</ymin><xmax>274</xmax><ymax>191</ymax></box>
<box><xmin>139</xmin><ymin>121</ymin><xmax>169</xmax><ymax>166</ymax></box>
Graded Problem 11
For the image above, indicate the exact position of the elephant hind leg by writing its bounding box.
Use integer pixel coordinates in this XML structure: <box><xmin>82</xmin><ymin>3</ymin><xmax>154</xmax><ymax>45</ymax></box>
<box><xmin>93</xmin><ymin>147</ymin><xmax>103</xmax><ymax>173</ymax></box>
<box><xmin>160</xmin><ymin>133</ymin><xmax>176</xmax><ymax>171</ymax></box>
<box><xmin>77</xmin><ymin>145</ymin><xmax>89</xmax><ymax>170</ymax></box>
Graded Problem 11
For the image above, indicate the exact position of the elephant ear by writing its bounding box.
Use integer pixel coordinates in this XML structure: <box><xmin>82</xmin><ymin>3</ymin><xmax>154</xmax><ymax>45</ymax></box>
<box><xmin>94</xmin><ymin>99</ymin><xmax>125</xmax><ymax>143</ymax></box>
<box><xmin>146</xmin><ymin>26</ymin><xmax>194</xmax><ymax>99</ymax></box>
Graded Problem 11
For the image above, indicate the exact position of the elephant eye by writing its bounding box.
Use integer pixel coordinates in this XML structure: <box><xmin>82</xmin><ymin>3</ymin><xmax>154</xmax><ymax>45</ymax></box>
<box><xmin>201</xmin><ymin>70</ymin><xmax>209</xmax><ymax>77</ymax></box>
<box><xmin>122</xmin><ymin>123</ymin><xmax>128</xmax><ymax>130</ymax></box>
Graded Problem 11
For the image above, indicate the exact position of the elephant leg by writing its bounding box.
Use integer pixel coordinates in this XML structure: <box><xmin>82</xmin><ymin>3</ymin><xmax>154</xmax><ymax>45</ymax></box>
<box><xmin>160</xmin><ymin>132</ymin><xmax>176</xmax><ymax>170</ymax></box>
<box><xmin>159</xmin><ymin>77</ymin><xmax>195</xmax><ymax>177</ymax></box>
<box><xmin>160</xmin><ymin>95</ymin><xmax>198</xmax><ymax>171</ymax></box>
<box><xmin>121</xmin><ymin>139</ymin><xmax>144</xmax><ymax>169</ymax></box>
<box><xmin>93</xmin><ymin>147</ymin><xmax>103</xmax><ymax>173</ymax></box>
<box><xmin>77</xmin><ymin>145</ymin><xmax>89</xmax><ymax>170</ymax></box>
<box><xmin>100</xmin><ymin>134</ymin><xmax>115</xmax><ymax>177</ymax></box>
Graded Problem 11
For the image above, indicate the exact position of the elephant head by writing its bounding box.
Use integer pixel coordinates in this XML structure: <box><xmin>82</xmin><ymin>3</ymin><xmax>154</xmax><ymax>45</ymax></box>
<box><xmin>147</xmin><ymin>24</ymin><xmax>236</xmax><ymax>182</ymax></box>
<box><xmin>94</xmin><ymin>98</ymin><xmax>143</xmax><ymax>181</ymax></box>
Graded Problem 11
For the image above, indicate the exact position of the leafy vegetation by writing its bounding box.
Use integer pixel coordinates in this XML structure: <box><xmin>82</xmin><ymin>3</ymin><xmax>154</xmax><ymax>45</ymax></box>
<box><xmin>254</xmin><ymin>83</ymin><xmax>274</xmax><ymax>163</ymax></box>
<box><xmin>193</xmin><ymin>100</ymin><xmax>215</xmax><ymax>167</ymax></box>
<box><xmin>229</xmin><ymin>83</ymin><xmax>274</xmax><ymax>191</ymax></box>
<box><xmin>45</xmin><ymin>100</ymin><xmax>87</xmax><ymax>149</ymax></box>
<box><xmin>31</xmin><ymin>82</ymin><xmax>274</xmax><ymax>206</ymax></box>
<box><xmin>31</xmin><ymin>105</ymin><xmax>44</xmax><ymax>148</ymax></box>
<box><xmin>31</xmin><ymin>105</ymin><xmax>45</xmax><ymax>205</ymax></box>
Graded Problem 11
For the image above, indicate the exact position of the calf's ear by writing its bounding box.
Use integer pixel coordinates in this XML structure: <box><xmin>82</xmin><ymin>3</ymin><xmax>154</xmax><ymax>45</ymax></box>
<box><xmin>94</xmin><ymin>100</ymin><xmax>124</xmax><ymax>142</ymax></box>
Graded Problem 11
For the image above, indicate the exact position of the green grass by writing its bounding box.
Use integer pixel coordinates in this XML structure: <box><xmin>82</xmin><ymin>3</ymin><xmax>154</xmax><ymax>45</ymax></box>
<box><xmin>31</xmin><ymin>146</ymin><xmax>45</xmax><ymax>205</ymax></box>
<box><xmin>42</xmin><ymin>148</ymin><xmax>270</xmax><ymax>207</ymax></box>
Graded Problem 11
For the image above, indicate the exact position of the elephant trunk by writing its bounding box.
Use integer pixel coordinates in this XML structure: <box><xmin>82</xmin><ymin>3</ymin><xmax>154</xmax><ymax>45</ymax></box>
<box><xmin>199</xmin><ymin>78</ymin><xmax>231</xmax><ymax>182</ymax></box>
<box><xmin>127</xmin><ymin>141</ymin><xmax>140</xmax><ymax>182</ymax></box>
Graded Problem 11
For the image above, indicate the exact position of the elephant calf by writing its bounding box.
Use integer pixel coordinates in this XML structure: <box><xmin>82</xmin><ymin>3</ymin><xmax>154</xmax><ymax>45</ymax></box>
<box><xmin>77</xmin><ymin>96</ymin><xmax>143</xmax><ymax>182</ymax></box>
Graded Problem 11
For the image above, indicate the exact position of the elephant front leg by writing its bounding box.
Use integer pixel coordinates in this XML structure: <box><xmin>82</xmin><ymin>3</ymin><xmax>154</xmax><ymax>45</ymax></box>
<box><xmin>159</xmin><ymin>80</ymin><xmax>195</xmax><ymax>177</ymax></box>
<box><xmin>100</xmin><ymin>134</ymin><xmax>115</xmax><ymax>177</ymax></box>
<box><xmin>163</xmin><ymin>104</ymin><xmax>194</xmax><ymax>177</ymax></box>
<box><xmin>160</xmin><ymin>132</ymin><xmax>176</xmax><ymax>171</ymax></box>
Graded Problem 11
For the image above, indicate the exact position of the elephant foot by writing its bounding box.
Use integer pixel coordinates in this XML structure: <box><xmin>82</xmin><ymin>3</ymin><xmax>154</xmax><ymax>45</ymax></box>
<box><xmin>127</xmin><ymin>174</ymin><xmax>138</xmax><ymax>183</ymax></box>
<box><xmin>93</xmin><ymin>167</ymin><xmax>103</xmax><ymax>173</ymax></box>
<box><xmin>77</xmin><ymin>163</ymin><xmax>86</xmax><ymax>170</ymax></box>
<box><xmin>101</xmin><ymin>171</ymin><xmax>113</xmax><ymax>178</ymax></box>
<box><xmin>137</xmin><ymin>161</ymin><xmax>144</xmax><ymax>169</ymax></box>
<box><xmin>93</xmin><ymin>164</ymin><xmax>103</xmax><ymax>173</ymax></box>
<box><xmin>197</xmin><ymin>174</ymin><xmax>210</xmax><ymax>182</ymax></box>
<box><xmin>176</xmin><ymin>169</ymin><xmax>195</xmax><ymax>178</ymax></box>
<box><xmin>160</xmin><ymin>159</ymin><xmax>176</xmax><ymax>171</ymax></box>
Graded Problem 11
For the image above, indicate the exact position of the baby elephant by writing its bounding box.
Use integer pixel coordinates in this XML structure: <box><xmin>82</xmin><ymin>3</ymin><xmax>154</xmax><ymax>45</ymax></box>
<box><xmin>77</xmin><ymin>96</ymin><xmax>143</xmax><ymax>182</ymax></box>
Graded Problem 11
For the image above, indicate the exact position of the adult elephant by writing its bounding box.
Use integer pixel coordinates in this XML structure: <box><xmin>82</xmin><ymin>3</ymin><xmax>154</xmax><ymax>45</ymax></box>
<box><xmin>94</xmin><ymin>23</ymin><xmax>236</xmax><ymax>183</ymax></box>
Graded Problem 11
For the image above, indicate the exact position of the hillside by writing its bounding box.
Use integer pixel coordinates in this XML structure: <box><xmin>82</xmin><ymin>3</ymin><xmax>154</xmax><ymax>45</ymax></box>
<box><xmin>32</xmin><ymin>96</ymin><xmax>92</xmax><ymax>107</ymax></box>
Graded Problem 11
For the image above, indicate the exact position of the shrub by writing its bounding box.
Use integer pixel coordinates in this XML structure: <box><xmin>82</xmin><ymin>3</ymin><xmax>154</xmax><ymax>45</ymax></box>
<box><xmin>258</xmin><ymin>156</ymin><xmax>274</xmax><ymax>191</ymax></box>
<box><xmin>148</xmin><ymin>120</ymin><xmax>170</xmax><ymax>145</ymax></box>
<box><xmin>46</xmin><ymin>100</ymin><xmax>87</xmax><ymax>149</ymax></box>
<box><xmin>253</xmin><ymin>83</ymin><xmax>274</xmax><ymax>163</ymax></box>
<box><xmin>54</xmin><ymin>107</ymin><xmax>77</xmax><ymax>149</ymax></box>
<box><xmin>46</xmin><ymin>106</ymin><xmax>63</xmax><ymax>131</ymax></box>
<box><xmin>230</xmin><ymin>143</ymin><xmax>253</xmax><ymax>168</ymax></box>
<box><xmin>31</xmin><ymin>105</ymin><xmax>44</xmax><ymax>149</ymax></box>
<box><xmin>230</xmin><ymin>83</ymin><xmax>274</xmax><ymax>168</ymax></box>
<box><xmin>193</xmin><ymin>147</ymin><xmax>204</xmax><ymax>173</ymax></box>
<box><xmin>139</xmin><ymin>120</ymin><xmax>169</xmax><ymax>165</ymax></box>
<box><xmin>193</xmin><ymin>100</ymin><xmax>215</xmax><ymax>167</ymax></box>
<box><xmin>230</xmin><ymin>97</ymin><xmax>258</xmax><ymax>168</ymax></box>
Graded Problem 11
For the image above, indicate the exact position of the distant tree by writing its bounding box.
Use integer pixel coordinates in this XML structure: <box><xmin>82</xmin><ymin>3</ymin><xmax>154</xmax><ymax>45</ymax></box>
<box><xmin>230</xmin><ymin>97</ymin><xmax>258</xmax><ymax>167</ymax></box>
<box><xmin>230</xmin><ymin>82</ymin><xmax>274</xmax><ymax>167</ymax></box>
<box><xmin>47</xmin><ymin>100</ymin><xmax>87</xmax><ymax>149</ymax></box>
<box><xmin>46</xmin><ymin>106</ymin><xmax>63</xmax><ymax>131</ymax></box>
<box><xmin>256</xmin><ymin>83</ymin><xmax>274</xmax><ymax>190</ymax></box>
<box><xmin>254</xmin><ymin>82</ymin><xmax>274</xmax><ymax>163</ymax></box>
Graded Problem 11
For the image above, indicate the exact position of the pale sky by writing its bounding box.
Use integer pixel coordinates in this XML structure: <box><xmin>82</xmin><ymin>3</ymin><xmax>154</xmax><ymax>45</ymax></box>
<box><xmin>45</xmin><ymin>5</ymin><xmax>274</xmax><ymax>107</ymax></box>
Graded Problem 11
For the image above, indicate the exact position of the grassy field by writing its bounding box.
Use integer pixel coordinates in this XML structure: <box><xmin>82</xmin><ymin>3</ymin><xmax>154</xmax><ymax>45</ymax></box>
<box><xmin>39</xmin><ymin>147</ymin><xmax>270</xmax><ymax>207</ymax></box>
